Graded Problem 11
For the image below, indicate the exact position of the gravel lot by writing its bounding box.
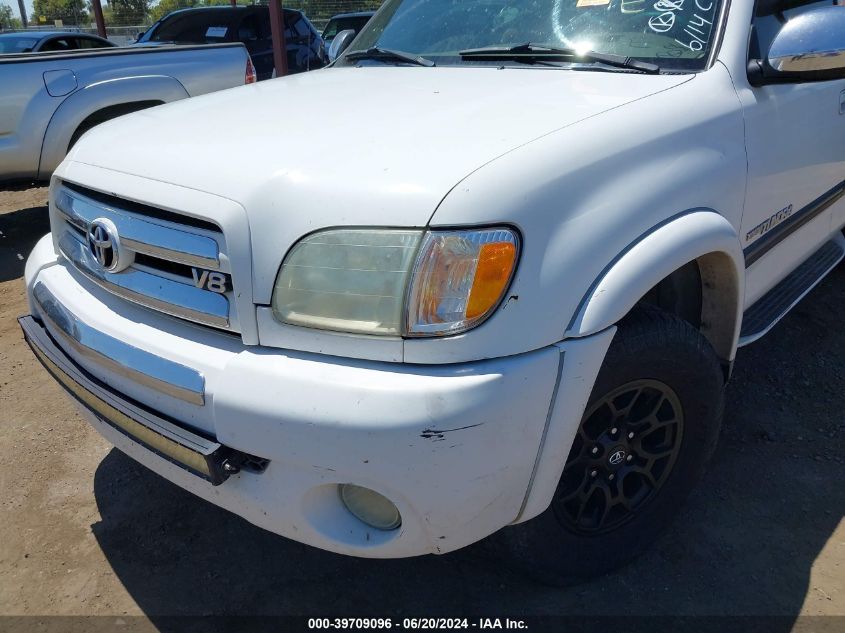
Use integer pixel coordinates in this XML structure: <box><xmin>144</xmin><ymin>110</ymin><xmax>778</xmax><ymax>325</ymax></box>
<box><xmin>0</xmin><ymin>187</ymin><xmax>842</xmax><ymax>627</ymax></box>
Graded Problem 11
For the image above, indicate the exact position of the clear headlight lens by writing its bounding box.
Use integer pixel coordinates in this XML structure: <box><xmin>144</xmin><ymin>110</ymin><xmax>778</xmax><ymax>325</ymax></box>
<box><xmin>272</xmin><ymin>229</ymin><xmax>422</xmax><ymax>335</ymax></box>
<box><xmin>271</xmin><ymin>227</ymin><xmax>518</xmax><ymax>337</ymax></box>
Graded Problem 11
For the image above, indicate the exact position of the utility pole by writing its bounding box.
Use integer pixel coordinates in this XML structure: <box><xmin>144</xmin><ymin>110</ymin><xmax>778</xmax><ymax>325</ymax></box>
<box><xmin>268</xmin><ymin>0</ymin><xmax>288</xmax><ymax>77</ymax></box>
<box><xmin>17</xmin><ymin>0</ymin><xmax>28</xmax><ymax>28</ymax></box>
<box><xmin>91</xmin><ymin>0</ymin><xmax>106</xmax><ymax>37</ymax></box>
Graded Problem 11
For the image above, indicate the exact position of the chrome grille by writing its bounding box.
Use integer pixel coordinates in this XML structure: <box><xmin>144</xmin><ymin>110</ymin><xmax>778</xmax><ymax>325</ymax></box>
<box><xmin>54</xmin><ymin>183</ymin><xmax>239</xmax><ymax>332</ymax></box>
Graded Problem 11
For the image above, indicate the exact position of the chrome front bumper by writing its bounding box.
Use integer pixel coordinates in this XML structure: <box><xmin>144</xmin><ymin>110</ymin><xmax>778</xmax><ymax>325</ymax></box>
<box><xmin>23</xmin><ymin>233</ymin><xmax>615</xmax><ymax>556</ymax></box>
<box><xmin>31</xmin><ymin>281</ymin><xmax>205</xmax><ymax>405</ymax></box>
<box><xmin>19</xmin><ymin>314</ymin><xmax>264</xmax><ymax>486</ymax></box>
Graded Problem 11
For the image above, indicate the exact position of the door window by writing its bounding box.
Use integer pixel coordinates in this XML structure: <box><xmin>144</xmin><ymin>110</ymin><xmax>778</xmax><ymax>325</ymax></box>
<box><xmin>75</xmin><ymin>37</ymin><xmax>111</xmax><ymax>49</ymax></box>
<box><xmin>40</xmin><ymin>37</ymin><xmax>76</xmax><ymax>52</ymax></box>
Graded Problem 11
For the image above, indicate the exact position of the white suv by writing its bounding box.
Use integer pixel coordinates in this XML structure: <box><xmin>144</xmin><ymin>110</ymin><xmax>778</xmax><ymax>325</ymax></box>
<box><xmin>20</xmin><ymin>0</ymin><xmax>845</xmax><ymax>582</ymax></box>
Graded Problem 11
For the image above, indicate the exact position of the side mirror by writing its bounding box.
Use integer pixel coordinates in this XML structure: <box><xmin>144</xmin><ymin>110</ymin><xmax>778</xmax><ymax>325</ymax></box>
<box><xmin>328</xmin><ymin>29</ymin><xmax>355</xmax><ymax>63</ymax></box>
<box><xmin>750</xmin><ymin>6</ymin><xmax>845</xmax><ymax>85</ymax></box>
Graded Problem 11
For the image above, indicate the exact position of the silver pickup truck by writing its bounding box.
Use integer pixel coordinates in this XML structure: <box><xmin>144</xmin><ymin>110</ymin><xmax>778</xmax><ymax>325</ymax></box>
<box><xmin>0</xmin><ymin>43</ymin><xmax>253</xmax><ymax>184</ymax></box>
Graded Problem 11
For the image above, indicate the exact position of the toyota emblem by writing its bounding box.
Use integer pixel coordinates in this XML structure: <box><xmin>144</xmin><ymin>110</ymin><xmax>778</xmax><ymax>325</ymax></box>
<box><xmin>87</xmin><ymin>218</ymin><xmax>126</xmax><ymax>272</ymax></box>
<box><xmin>608</xmin><ymin>449</ymin><xmax>626</xmax><ymax>466</ymax></box>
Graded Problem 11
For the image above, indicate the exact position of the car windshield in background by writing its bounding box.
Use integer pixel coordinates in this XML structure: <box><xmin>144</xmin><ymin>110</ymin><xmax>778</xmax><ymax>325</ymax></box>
<box><xmin>147</xmin><ymin>12</ymin><xmax>232</xmax><ymax>44</ymax></box>
<box><xmin>0</xmin><ymin>35</ymin><xmax>40</xmax><ymax>53</ymax></box>
<box><xmin>347</xmin><ymin>0</ymin><xmax>725</xmax><ymax>71</ymax></box>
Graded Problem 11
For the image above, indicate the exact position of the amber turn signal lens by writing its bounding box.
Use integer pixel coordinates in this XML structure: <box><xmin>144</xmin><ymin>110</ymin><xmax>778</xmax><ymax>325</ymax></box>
<box><xmin>466</xmin><ymin>242</ymin><xmax>517</xmax><ymax>319</ymax></box>
<box><xmin>406</xmin><ymin>228</ymin><xmax>519</xmax><ymax>336</ymax></box>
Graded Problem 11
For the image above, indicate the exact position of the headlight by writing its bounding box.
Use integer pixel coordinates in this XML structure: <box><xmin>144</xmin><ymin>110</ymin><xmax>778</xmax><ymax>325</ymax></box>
<box><xmin>271</xmin><ymin>227</ymin><xmax>518</xmax><ymax>337</ymax></box>
<box><xmin>272</xmin><ymin>229</ymin><xmax>422</xmax><ymax>335</ymax></box>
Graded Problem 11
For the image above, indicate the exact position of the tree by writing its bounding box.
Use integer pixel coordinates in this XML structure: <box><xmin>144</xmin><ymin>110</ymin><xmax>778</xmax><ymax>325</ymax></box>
<box><xmin>1</xmin><ymin>4</ymin><xmax>24</xmax><ymax>29</ymax></box>
<box><xmin>32</xmin><ymin>0</ymin><xmax>89</xmax><ymax>25</ymax></box>
<box><xmin>149</xmin><ymin>0</ymin><xmax>196</xmax><ymax>22</ymax></box>
<box><xmin>105</xmin><ymin>0</ymin><xmax>150</xmax><ymax>25</ymax></box>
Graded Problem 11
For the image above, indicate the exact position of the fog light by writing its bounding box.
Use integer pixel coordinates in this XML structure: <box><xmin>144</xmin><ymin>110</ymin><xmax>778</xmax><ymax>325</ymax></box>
<box><xmin>340</xmin><ymin>484</ymin><xmax>401</xmax><ymax>531</ymax></box>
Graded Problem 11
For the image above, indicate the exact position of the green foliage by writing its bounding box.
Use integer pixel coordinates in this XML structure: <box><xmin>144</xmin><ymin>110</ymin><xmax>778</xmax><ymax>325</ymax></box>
<box><xmin>105</xmin><ymin>0</ymin><xmax>151</xmax><ymax>24</ymax></box>
<box><xmin>0</xmin><ymin>4</ymin><xmax>24</xmax><ymax>29</ymax></box>
<box><xmin>32</xmin><ymin>0</ymin><xmax>89</xmax><ymax>24</ymax></box>
<box><xmin>149</xmin><ymin>0</ymin><xmax>258</xmax><ymax>22</ymax></box>
<box><xmin>149</xmin><ymin>0</ymin><xmax>196</xmax><ymax>22</ymax></box>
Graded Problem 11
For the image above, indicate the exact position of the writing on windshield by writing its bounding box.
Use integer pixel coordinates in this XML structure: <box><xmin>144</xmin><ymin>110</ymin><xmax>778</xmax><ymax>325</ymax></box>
<box><xmin>351</xmin><ymin>0</ymin><xmax>724</xmax><ymax>71</ymax></box>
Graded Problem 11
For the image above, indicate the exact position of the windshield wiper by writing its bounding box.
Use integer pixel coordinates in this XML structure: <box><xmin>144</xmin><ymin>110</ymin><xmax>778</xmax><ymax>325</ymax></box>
<box><xmin>345</xmin><ymin>47</ymin><xmax>435</xmax><ymax>67</ymax></box>
<box><xmin>459</xmin><ymin>42</ymin><xmax>660</xmax><ymax>74</ymax></box>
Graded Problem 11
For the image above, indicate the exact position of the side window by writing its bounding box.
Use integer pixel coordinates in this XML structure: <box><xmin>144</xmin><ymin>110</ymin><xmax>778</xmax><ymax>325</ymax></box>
<box><xmin>284</xmin><ymin>12</ymin><xmax>310</xmax><ymax>40</ymax></box>
<box><xmin>76</xmin><ymin>37</ymin><xmax>109</xmax><ymax>49</ymax></box>
<box><xmin>323</xmin><ymin>19</ymin><xmax>339</xmax><ymax>39</ymax></box>
<box><xmin>256</xmin><ymin>11</ymin><xmax>273</xmax><ymax>40</ymax></box>
<box><xmin>238</xmin><ymin>15</ymin><xmax>260</xmax><ymax>42</ymax></box>
<box><xmin>40</xmin><ymin>37</ymin><xmax>75</xmax><ymax>52</ymax></box>
<box><xmin>751</xmin><ymin>0</ymin><xmax>838</xmax><ymax>59</ymax></box>
<box><xmin>256</xmin><ymin>10</ymin><xmax>291</xmax><ymax>40</ymax></box>
<box><xmin>258</xmin><ymin>10</ymin><xmax>304</xmax><ymax>41</ymax></box>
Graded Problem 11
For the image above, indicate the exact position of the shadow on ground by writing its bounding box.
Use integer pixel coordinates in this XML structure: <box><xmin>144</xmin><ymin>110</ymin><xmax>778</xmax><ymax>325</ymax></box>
<box><xmin>85</xmin><ymin>270</ymin><xmax>842</xmax><ymax>625</ymax></box>
<box><xmin>0</xmin><ymin>181</ymin><xmax>44</xmax><ymax>193</ymax></box>
<box><xmin>0</xmin><ymin>206</ymin><xmax>50</xmax><ymax>283</ymax></box>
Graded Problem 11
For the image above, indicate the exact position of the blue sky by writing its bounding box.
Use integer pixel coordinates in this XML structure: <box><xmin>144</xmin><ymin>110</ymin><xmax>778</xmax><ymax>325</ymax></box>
<box><xmin>3</xmin><ymin>0</ymin><xmax>35</xmax><ymax>19</ymax></box>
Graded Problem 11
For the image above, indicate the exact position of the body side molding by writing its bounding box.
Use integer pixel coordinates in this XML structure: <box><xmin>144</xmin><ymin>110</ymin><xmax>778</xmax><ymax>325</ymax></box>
<box><xmin>743</xmin><ymin>178</ymin><xmax>845</xmax><ymax>267</ymax></box>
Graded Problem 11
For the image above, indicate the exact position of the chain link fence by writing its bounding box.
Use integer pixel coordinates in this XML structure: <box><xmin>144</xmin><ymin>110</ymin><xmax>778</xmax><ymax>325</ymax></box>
<box><xmin>282</xmin><ymin>0</ymin><xmax>381</xmax><ymax>30</ymax></box>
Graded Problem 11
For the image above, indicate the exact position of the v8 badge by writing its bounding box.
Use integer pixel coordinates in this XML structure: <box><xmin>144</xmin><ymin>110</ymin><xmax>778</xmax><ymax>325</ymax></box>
<box><xmin>192</xmin><ymin>268</ymin><xmax>229</xmax><ymax>294</ymax></box>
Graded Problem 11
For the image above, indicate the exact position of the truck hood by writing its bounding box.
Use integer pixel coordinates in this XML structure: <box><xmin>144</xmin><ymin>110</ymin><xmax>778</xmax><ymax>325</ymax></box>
<box><xmin>68</xmin><ymin>66</ymin><xmax>691</xmax><ymax>300</ymax></box>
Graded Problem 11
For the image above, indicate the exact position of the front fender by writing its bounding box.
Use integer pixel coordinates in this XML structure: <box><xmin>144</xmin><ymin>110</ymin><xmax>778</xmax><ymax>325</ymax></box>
<box><xmin>568</xmin><ymin>210</ymin><xmax>745</xmax><ymax>362</ymax></box>
<box><xmin>38</xmin><ymin>75</ymin><xmax>189</xmax><ymax>179</ymax></box>
<box><xmin>517</xmin><ymin>211</ymin><xmax>744</xmax><ymax>523</ymax></box>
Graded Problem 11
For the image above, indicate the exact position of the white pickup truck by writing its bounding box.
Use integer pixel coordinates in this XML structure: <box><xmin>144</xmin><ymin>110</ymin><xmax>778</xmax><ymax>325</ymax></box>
<box><xmin>19</xmin><ymin>0</ymin><xmax>845</xmax><ymax>582</ymax></box>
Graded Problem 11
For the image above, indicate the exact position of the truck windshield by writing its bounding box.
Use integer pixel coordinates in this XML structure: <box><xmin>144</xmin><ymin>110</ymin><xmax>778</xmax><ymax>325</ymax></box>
<box><xmin>346</xmin><ymin>0</ymin><xmax>725</xmax><ymax>71</ymax></box>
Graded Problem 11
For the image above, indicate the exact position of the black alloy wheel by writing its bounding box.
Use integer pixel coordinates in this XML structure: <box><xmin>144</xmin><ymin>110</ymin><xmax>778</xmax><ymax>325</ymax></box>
<box><xmin>554</xmin><ymin>379</ymin><xmax>684</xmax><ymax>535</ymax></box>
<box><xmin>492</xmin><ymin>306</ymin><xmax>725</xmax><ymax>585</ymax></box>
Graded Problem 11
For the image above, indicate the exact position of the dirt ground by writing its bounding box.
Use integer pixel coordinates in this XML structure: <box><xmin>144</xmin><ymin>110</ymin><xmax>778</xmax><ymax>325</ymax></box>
<box><xmin>0</xmin><ymin>187</ymin><xmax>842</xmax><ymax>627</ymax></box>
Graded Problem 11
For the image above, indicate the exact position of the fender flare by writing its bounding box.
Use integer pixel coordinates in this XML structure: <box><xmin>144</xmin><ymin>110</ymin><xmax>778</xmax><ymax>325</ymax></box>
<box><xmin>517</xmin><ymin>211</ymin><xmax>745</xmax><ymax>522</ymax></box>
<box><xmin>38</xmin><ymin>75</ymin><xmax>189</xmax><ymax>179</ymax></box>
<box><xmin>567</xmin><ymin>209</ymin><xmax>746</xmax><ymax>362</ymax></box>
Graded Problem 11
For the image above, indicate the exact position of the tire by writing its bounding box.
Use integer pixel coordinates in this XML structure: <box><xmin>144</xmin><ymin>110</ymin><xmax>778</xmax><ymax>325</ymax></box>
<box><xmin>494</xmin><ymin>306</ymin><xmax>725</xmax><ymax>585</ymax></box>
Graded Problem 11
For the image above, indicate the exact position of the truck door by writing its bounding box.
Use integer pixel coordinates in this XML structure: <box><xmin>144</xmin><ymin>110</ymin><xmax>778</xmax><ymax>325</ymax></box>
<box><xmin>739</xmin><ymin>1</ymin><xmax>845</xmax><ymax>307</ymax></box>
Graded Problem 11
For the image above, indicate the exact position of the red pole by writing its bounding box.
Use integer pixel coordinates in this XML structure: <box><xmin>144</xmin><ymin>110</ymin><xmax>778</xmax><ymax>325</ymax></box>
<box><xmin>268</xmin><ymin>0</ymin><xmax>288</xmax><ymax>77</ymax></box>
<box><xmin>229</xmin><ymin>0</ymin><xmax>236</xmax><ymax>7</ymax></box>
<box><xmin>91</xmin><ymin>0</ymin><xmax>106</xmax><ymax>38</ymax></box>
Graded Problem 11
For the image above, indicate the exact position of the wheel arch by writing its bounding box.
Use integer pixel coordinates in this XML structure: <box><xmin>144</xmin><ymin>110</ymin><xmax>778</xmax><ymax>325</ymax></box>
<box><xmin>38</xmin><ymin>75</ymin><xmax>189</xmax><ymax>179</ymax></box>
<box><xmin>67</xmin><ymin>100</ymin><xmax>165</xmax><ymax>152</ymax></box>
<box><xmin>566</xmin><ymin>209</ymin><xmax>745</xmax><ymax>364</ymax></box>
